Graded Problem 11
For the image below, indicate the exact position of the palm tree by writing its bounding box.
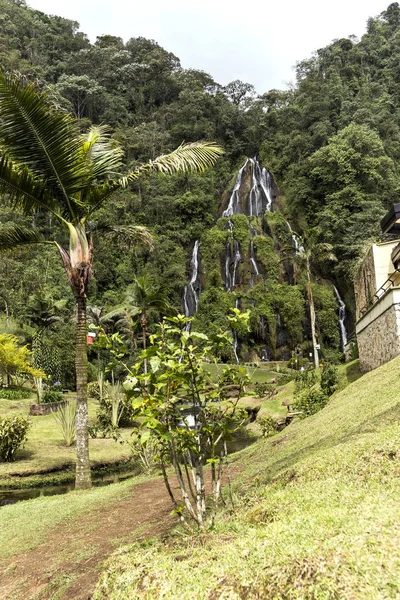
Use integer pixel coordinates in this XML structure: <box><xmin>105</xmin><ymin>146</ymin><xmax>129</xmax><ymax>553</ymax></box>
<box><xmin>115</xmin><ymin>274</ymin><xmax>173</xmax><ymax>374</ymax></box>
<box><xmin>291</xmin><ymin>229</ymin><xmax>336</xmax><ymax>369</ymax></box>
<box><xmin>0</xmin><ymin>72</ymin><xmax>223</xmax><ymax>489</ymax></box>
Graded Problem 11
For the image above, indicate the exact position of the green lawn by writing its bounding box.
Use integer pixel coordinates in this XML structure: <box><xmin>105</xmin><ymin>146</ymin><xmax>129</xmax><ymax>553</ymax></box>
<box><xmin>202</xmin><ymin>361</ymin><xmax>289</xmax><ymax>383</ymax></box>
<box><xmin>93</xmin><ymin>357</ymin><xmax>400</xmax><ymax>599</ymax></box>
<box><xmin>0</xmin><ymin>395</ymin><xmax>133</xmax><ymax>487</ymax></box>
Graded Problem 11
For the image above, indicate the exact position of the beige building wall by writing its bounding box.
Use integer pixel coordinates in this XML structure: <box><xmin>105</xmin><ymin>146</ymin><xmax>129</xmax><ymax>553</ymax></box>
<box><xmin>354</xmin><ymin>241</ymin><xmax>400</xmax><ymax>320</ymax></box>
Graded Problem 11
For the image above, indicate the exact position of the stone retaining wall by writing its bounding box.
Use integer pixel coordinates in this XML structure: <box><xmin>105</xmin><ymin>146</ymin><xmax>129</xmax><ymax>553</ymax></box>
<box><xmin>29</xmin><ymin>400</ymin><xmax>68</xmax><ymax>416</ymax></box>
<box><xmin>357</xmin><ymin>302</ymin><xmax>400</xmax><ymax>372</ymax></box>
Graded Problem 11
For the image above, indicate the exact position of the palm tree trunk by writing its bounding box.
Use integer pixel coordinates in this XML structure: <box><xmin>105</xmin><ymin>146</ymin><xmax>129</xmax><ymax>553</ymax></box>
<box><xmin>75</xmin><ymin>294</ymin><xmax>91</xmax><ymax>489</ymax></box>
<box><xmin>307</xmin><ymin>259</ymin><xmax>319</xmax><ymax>370</ymax></box>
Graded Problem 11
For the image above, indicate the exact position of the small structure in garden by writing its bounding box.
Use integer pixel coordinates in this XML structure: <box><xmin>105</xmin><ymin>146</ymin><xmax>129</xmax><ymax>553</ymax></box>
<box><xmin>355</xmin><ymin>203</ymin><xmax>400</xmax><ymax>371</ymax></box>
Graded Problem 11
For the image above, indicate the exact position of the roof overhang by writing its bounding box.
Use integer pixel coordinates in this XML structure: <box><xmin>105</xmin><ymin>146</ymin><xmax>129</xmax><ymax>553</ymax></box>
<box><xmin>381</xmin><ymin>203</ymin><xmax>400</xmax><ymax>234</ymax></box>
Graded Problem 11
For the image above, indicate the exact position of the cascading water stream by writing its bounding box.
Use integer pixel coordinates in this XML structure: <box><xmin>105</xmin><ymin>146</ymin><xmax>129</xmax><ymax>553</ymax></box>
<box><xmin>249</xmin><ymin>224</ymin><xmax>260</xmax><ymax>285</ymax></box>
<box><xmin>333</xmin><ymin>285</ymin><xmax>348</xmax><ymax>352</ymax></box>
<box><xmin>233</xmin><ymin>298</ymin><xmax>240</xmax><ymax>363</ymax></box>
<box><xmin>183</xmin><ymin>240</ymin><xmax>201</xmax><ymax>323</ymax></box>
<box><xmin>285</xmin><ymin>221</ymin><xmax>303</xmax><ymax>255</ymax></box>
<box><xmin>231</xmin><ymin>241</ymin><xmax>242</xmax><ymax>288</ymax></box>
<box><xmin>250</xmin><ymin>241</ymin><xmax>260</xmax><ymax>277</ymax></box>
<box><xmin>249</xmin><ymin>158</ymin><xmax>274</xmax><ymax>215</ymax></box>
<box><xmin>223</xmin><ymin>158</ymin><xmax>275</xmax><ymax>218</ymax></box>
<box><xmin>223</xmin><ymin>163</ymin><xmax>248</xmax><ymax>217</ymax></box>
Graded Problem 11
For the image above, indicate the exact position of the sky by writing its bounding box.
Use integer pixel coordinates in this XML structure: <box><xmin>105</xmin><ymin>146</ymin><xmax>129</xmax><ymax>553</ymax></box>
<box><xmin>28</xmin><ymin>0</ymin><xmax>392</xmax><ymax>93</ymax></box>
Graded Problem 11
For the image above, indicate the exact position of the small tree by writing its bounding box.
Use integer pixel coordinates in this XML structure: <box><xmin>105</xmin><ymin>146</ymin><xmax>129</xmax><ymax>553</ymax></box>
<box><xmin>0</xmin><ymin>333</ymin><xmax>44</xmax><ymax>387</ymax></box>
<box><xmin>124</xmin><ymin>312</ymin><xmax>250</xmax><ymax>530</ymax></box>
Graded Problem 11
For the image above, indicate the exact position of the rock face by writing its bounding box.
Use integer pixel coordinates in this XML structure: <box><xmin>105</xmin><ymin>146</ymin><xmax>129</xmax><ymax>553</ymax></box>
<box><xmin>182</xmin><ymin>158</ymin><xmax>299</xmax><ymax>361</ymax></box>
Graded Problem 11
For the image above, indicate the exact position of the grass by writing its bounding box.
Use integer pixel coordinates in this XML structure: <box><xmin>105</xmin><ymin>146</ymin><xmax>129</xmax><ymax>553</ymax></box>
<box><xmin>0</xmin><ymin>474</ymin><xmax>153</xmax><ymax>559</ymax></box>
<box><xmin>202</xmin><ymin>361</ymin><xmax>287</xmax><ymax>383</ymax></box>
<box><xmin>0</xmin><ymin>395</ymin><xmax>134</xmax><ymax>488</ymax></box>
<box><xmin>93</xmin><ymin>356</ymin><xmax>400</xmax><ymax>599</ymax></box>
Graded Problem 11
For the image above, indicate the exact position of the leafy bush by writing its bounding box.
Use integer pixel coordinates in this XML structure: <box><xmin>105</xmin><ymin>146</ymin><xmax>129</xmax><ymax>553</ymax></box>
<box><xmin>258</xmin><ymin>415</ymin><xmax>277</xmax><ymax>437</ymax></box>
<box><xmin>128</xmin><ymin>430</ymin><xmax>158</xmax><ymax>473</ymax></box>
<box><xmin>96</xmin><ymin>385</ymin><xmax>135</xmax><ymax>432</ymax></box>
<box><xmin>293</xmin><ymin>388</ymin><xmax>329</xmax><ymax>418</ymax></box>
<box><xmin>0</xmin><ymin>415</ymin><xmax>30</xmax><ymax>461</ymax></box>
<box><xmin>87</xmin><ymin>381</ymin><xmax>101</xmax><ymax>400</ymax></box>
<box><xmin>294</xmin><ymin>368</ymin><xmax>317</xmax><ymax>395</ymax></box>
<box><xmin>0</xmin><ymin>388</ymin><xmax>33</xmax><ymax>400</ymax></box>
<box><xmin>254</xmin><ymin>382</ymin><xmax>275</xmax><ymax>398</ymax></box>
<box><xmin>42</xmin><ymin>389</ymin><xmax>63</xmax><ymax>404</ymax></box>
<box><xmin>320</xmin><ymin>363</ymin><xmax>339</xmax><ymax>396</ymax></box>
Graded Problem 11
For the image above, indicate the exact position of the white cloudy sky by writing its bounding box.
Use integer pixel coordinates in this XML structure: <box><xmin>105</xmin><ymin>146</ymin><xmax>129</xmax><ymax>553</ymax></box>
<box><xmin>28</xmin><ymin>0</ymin><xmax>391</xmax><ymax>93</ymax></box>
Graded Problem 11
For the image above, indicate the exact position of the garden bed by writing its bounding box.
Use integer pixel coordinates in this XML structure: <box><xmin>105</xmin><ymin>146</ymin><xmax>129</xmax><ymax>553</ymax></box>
<box><xmin>29</xmin><ymin>400</ymin><xmax>68</xmax><ymax>416</ymax></box>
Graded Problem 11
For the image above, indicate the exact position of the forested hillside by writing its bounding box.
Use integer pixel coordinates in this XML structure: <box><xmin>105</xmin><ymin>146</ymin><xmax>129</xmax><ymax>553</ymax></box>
<box><xmin>1</xmin><ymin>0</ymin><xmax>400</xmax><ymax>379</ymax></box>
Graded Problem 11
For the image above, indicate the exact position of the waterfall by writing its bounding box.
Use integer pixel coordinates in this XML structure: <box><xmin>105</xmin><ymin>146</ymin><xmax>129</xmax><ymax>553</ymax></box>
<box><xmin>286</xmin><ymin>220</ymin><xmax>304</xmax><ymax>255</ymax></box>
<box><xmin>249</xmin><ymin>158</ymin><xmax>274</xmax><ymax>215</ymax></box>
<box><xmin>231</xmin><ymin>241</ymin><xmax>242</xmax><ymax>288</ymax></box>
<box><xmin>223</xmin><ymin>163</ymin><xmax>248</xmax><ymax>217</ymax></box>
<box><xmin>250</xmin><ymin>241</ymin><xmax>260</xmax><ymax>276</ymax></box>
<box><xmin>223</xmin><ymin>158</ymin><xmax>275</xmax><ymax>218</ymax></box>
<box><xmin>233</xmin><ymin>298</ymin><xmax>240</xmax><ymax>363</ymax></box>
<box><xmin>249</xmin><ymin>225</ymin><xmax>260</xmax><ymax>283</ymax></box>
<box><xmin>224</xmin><ymin>220</ymin><xmax>242</xmax><ymax>291</ymax></box>
<box><xmin>333</xmin><ymin>286</ymin><xmax>348</xmax><ymax>352</ymax></box>
<box><xmin>183</xmin><ymin>240</ymin><xmax>201</xmax><ymax>318</ymax></box>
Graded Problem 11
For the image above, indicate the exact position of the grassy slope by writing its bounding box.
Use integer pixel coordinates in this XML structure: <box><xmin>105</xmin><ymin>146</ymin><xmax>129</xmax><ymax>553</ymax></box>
<box><xmin>94</xmin><ymin>357</ymin><xmax>400</xmax><ymax>600</ymax></box>
<box><xmin>0</xmin><ymin>396</ymin><xmax>133</xmax><ymax>487</ymax></box>
<box><xmin>0</xmin><ymin>475</ymin><xmax>154</xmax><ymax>559</ymax></box>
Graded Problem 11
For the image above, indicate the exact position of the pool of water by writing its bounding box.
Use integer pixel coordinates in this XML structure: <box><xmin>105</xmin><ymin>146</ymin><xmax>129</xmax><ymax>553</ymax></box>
<box><xmin>0</xmin><ymin>470</ymin><xmax>137</xmax><ymax>507</ymax></box>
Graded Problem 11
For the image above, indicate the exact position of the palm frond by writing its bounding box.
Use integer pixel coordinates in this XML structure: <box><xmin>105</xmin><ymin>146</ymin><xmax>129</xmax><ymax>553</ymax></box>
<box><xmin>95</xmin><ymin>224</ymin><xmax>154</xmax><ymax>250</ymax></box>
<box><xmin>81</xmin><ymin>125</ymin><xmax>125</xmax><ymax>181</ymax></box>
<box><xmin>0</xmin><ymin>223</ymin><xmax>47</xmax><ymax>250</ymax></box>
<box><xmin>119</xmin><ymin>142</ymin><xmax>224</xmax><ymax>187</ymax></box>
<box><xmin>0</xmin><ymin>153</ymin><xmax>60</xmax><ymax>216</ymax></box>
<box><xmin>0</xmin><ymin>72</ymin><xmax>86</xmax><ymax>214</ymax></box>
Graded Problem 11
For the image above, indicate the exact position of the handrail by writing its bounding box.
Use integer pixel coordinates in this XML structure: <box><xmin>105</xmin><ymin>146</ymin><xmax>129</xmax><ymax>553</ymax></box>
<box><xmin>359</xmin><ymin>268</ymin><xmax>400</xmax><ymax>317</ymax></box>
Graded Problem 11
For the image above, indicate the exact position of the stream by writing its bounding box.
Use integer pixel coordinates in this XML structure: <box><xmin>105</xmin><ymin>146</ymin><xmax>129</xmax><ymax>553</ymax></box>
<box><xmin>1</xmin><ymin>430</ymin><xmax>257</xmax><ymax>507</ymax></box>
<box><xmin>0</xmin><ymin>469</ymin><xmax>138</xmax><ymax>507</ymax></box>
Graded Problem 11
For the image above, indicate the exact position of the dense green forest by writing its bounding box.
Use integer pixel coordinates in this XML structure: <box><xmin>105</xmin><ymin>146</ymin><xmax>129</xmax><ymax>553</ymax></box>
<box><xmin>1</xmin><ymin>0</ymin><xmax>400</xmax><ymax>383</ymax></box>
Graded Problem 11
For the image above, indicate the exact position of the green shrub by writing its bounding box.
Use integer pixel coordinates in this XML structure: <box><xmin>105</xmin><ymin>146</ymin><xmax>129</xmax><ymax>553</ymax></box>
<box><xmin>293</xmin><ymin>388</ymin><xmax>329</xmax><ymax>418</ymax></box>
<box><xmin>294</xmin><ymin>369</ymin><xmax>317</xmax><ymax>395</ymax></box>
<box><xmin>258</xmin><ymin>415</ymin><xmax>277</xmax><ymax>437</ymax></box>
<box><xmin>51</xmin><ymin>401</ymin><xmax>76</xmax><ymax>447</ymax></box>
<box><xmin>95</xmin><ymin>385</ymin><xmax>134</xmax><ymax>435</ymax></box>
<box><xmin>254</xmin><ymin>382</ymin><xmax>275</xmax><ymax>398</ymax></box>
<box><xmin>42</xmin><ymin>390</ymin><xmax>63</xmax><ymax>404</ymax></box>
<box><xmin>87</xmin><ymin>381</ymin><xmax>101</xmax><ymax>400</ymax></box>
<box><xmin>0</xmin><ymin>415</ymin><xmax>30</xmax><ymax>461</ymax></box>
<box><xmin>320</xmin><ymin>363</ymin><xmax>339</xmax><ymax>396</ymax></box>
<box><xmin>0</xmin><ymin>388</ymin><xmax>33</xmax><ymax>400</ymax></box>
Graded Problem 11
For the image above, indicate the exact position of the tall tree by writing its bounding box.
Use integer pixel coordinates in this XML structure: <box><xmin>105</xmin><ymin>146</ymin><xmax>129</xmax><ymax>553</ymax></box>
<box><xmin>291</xmin><ymin>230</ymin><xmax>336</xmax><ymax>369</ymax></box>
<box><xmin>0</xmin><ymin>71</ymin><xmax>223</xmax><ymax>489</ymax></box>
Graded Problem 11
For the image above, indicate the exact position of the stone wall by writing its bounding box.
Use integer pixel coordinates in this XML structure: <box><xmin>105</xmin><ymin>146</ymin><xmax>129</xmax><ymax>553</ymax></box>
<box><xmin>357</xmin><ymin>302</ymin><xmax>400</xmax><ymax>372</ymax></box>
<box><xmin>29</xmin><ymin>400</ymin><xmax>67</xmax><ymax>416</ymax></box>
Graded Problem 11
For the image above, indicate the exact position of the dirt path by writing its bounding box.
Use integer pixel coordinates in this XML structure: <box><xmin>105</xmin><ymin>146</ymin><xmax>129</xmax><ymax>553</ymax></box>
<box><xmin>0</xmin><ymin>478</ymin><xmax>174</xmax><ymax>600</ymax></box>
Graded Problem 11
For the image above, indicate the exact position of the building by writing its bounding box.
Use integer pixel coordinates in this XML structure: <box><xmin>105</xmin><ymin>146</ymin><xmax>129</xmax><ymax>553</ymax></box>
<box><xmin>355</xmin><ymin>205</ymin><xmax>400</xmax><ymax>372</ymax></box>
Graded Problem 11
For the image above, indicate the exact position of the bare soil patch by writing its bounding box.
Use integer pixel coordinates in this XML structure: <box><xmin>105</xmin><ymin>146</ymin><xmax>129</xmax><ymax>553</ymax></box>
<box><xmin>0</xmin><ymin>478</ymin><xmax>174</xmax><ymax>600</ymax></box>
